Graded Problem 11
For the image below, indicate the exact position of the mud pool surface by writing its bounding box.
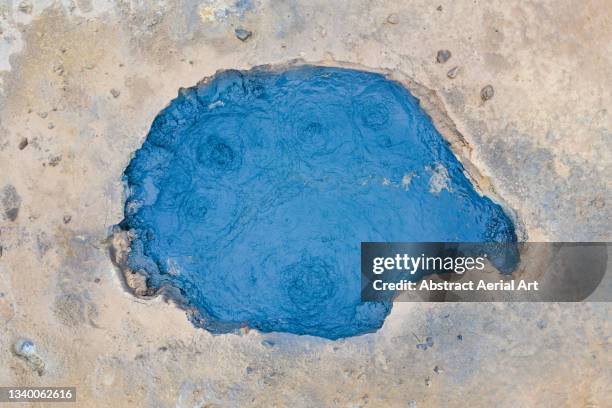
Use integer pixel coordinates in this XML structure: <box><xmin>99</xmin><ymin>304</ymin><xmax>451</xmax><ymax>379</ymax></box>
<box><xmin>121</xmin><ymin>66</ymin><xmax>516</xmax><ymax>339</ymax></box>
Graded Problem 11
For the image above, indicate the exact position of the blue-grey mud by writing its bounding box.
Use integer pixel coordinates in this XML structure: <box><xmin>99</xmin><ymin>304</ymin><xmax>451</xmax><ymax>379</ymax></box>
<box><xmin>120</xmin><ymin>65</ymin><xmax>517</xmax><ymax>339</ymax></box>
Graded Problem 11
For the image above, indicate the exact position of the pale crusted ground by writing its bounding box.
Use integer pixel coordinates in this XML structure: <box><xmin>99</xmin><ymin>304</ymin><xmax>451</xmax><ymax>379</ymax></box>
<box><xmin>0</xmin><ymin>1</ymin><xmax>610</xmax><ymax>407</ymax></box>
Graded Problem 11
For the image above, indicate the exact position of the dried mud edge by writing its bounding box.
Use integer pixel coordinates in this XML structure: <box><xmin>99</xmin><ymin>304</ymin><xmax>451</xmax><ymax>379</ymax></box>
<box><xmin>109</xmin><ymin>59</ymin><xmax>528</xmax><ymax>307</ymax></box>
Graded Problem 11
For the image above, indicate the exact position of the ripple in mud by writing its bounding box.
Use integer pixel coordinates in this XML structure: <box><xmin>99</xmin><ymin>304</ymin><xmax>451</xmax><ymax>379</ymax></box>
<box><xmin>120</xmin><ymin>65</ymin><xmax>516</xmax><ymax>339</ymax></box>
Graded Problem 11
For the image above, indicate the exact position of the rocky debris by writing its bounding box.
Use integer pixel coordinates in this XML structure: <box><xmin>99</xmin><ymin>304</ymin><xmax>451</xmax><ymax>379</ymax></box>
<box><xmin>48</xmin><ymin>155</ymin><xmax>62</xmax><ymax>167</ymax></box>
<box><xmin>63</xmin><ymin>215</ymin><xmax>72</xmax><ymax>224</ymax></box>
<box><xmin>235</xmin><ymin>28</ymin><xmax>252</xmax><ymax>42</ymax></box>
<box><xmin>436</xmin><ymin>49</ymin><xmax>451</xmax><ymax>63</ymax></box>
<box><xmin>457</xmin><ymin>334</ymin><xmax>463</xmax><ymax>341</ymax></box>
<box><xmin>446</xmin><ymin>66</ymin><xmax>460</xmax><ymax>79</ymax></box>
<box><xmin>480</xmin><ymin>85</ymin><xmax>494</xmax><ymax>101</ymax></box>
<box><xmin>13</xmin><ymin>338</ymin><xmax>45</xmax><ymax>376</ymax></box>
<box><xmin>2</xmin><ymin>185</ymin><xmax>21</xmax><ymax>222</ymax></box>
<box><xmin>110</xmin><ymin>88</ymin><xmax>121</xmax><ymax>98</ymax></box>
<box><xmin>433</xmin><ymin>365</ymin><xmax>443</xmax><ymax>374</ymax></box>
<box><xmin>386</xmin><ymin>13</ymin><xmax>399</xmax><ymax>24</ymax></box>
<box><xmin>18</xmin><ymin>138</ymin><xmax>28</xmax><ymax>150</ymax></box>
<box><xmin>417</xmin><ymin>336</ymin><xmax>434</xmax><ymax>350</ymax></box>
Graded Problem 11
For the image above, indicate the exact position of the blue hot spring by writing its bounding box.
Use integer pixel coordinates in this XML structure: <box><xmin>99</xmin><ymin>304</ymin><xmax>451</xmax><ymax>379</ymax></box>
<box><xmin>120</xmin><ymin>65</ymin><xmax>517</xmax><ymax>339</ymax></box>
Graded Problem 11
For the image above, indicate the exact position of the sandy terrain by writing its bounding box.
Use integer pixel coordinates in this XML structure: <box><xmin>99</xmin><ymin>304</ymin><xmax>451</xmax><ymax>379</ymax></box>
<box><xmin>0</xmin><ymin>1</ymin><xmax>610</xmax><ymax>406</ymax></box>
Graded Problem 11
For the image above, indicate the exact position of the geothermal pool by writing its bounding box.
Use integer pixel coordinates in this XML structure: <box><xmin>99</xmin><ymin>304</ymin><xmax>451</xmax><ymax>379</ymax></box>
<box><xmin>120</xmin><ymin>65</ymin><xmax>516</xmax><ymax>339</ymax></box>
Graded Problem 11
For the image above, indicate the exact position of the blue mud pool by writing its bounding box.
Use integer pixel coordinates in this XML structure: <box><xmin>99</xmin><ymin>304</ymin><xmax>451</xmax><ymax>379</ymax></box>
<box><xmin>121</xmin><ymin>66</ymin><xmax>517</xmax><ymax>339</ymax></box>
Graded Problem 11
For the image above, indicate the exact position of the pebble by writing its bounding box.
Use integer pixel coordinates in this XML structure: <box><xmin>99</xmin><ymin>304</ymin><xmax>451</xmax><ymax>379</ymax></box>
<box><xmin>433</xmin><ymin>365</ymin><xmax>442</xmax><ymax>374</ymax></box>
<box><xmin>110</xmin><ymin>88</ymin><xmax>121</xmax><ymax>98</ymax></box>
<box><xmin>235</xmin><ymin>28</ymin><xmax>252</xmax><ymax>42</ymax></box>
<box><xmin>18</xmin><ymin>138</ymin><xmax>28</xmax><ymax>150</ymax></box>
<box><xmin>446</xmin><ymin>66</ymin><xmax>460</xmax><ymax>79</ymax></box>
<box><xmin>425</xmin><ymin>336</ymin><xmax>434</xmax><ymax>347</ymax></box>
<box><xmin>48</xmin><ymin>122</ymin><xmax>54</xmax><ymax>129</ymax></box>
<box><xmin>14</xmin><ymin>339</ymin><xmax>36</xmax><ymax>357</ymax></box>
<box><xmin>387</xmin><ymin>13</ymin><xmax>399</xmax><ymax>24</ymax></box>
<box><xmin>38</xmin><ymin>111</ymin><xmax>48</xmax><ymax>119</ymax></box>
<box><xmin>436</xmin><ymin>49</ymin><xmax>451</xmax><ymax>64</ymax></box>
<box><xmin>480</xmin><ymin>85</ymin><xmax>494</xmax><ymax>101</ymax></box>
<box><xmin>457</xmin><ymin>334</ymin><xmax>463</xmax><ymax>341</ymax></box>
<box><xmin>63</xmin><ymin>215</ymin><xmax>72</xmax><ymax>224</ymax></box>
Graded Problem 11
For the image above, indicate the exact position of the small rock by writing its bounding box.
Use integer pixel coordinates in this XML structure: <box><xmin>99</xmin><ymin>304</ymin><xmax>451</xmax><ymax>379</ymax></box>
<box><xmin>110</xmin><ymin>88</ymin><xmax>121</xmax><ymax>98</ymax></box>
<box><xmin>63</xmin><ymin>215</ymin><xmax>72</xmax><ymax>224</ymax></box>
<box><xmin>387</xmin><ymin>13</ymin><xmax>399</xmax><ymax>24</ymax></box>
<box><xmin>446</xmin><ymin>66</ymin><xmax>460</xmax><ymax>79</ymax></box>
<box><xmin>425</xmin><ymin>336</ymin><xmax>434</xmax><ymax>347</ymax></box>
<box><xmin>246</xmin><ymin>366</ymin><xmax>253</xmax><ymax>374</ymax></box>
<box><xmin>480</xmin><ymin>85</ymin><xmax>494</xmax><ymax>101</ymax></box>
<box><xmin>14</xmin><ymin>339</ymin><xmax>36</xmax><ymax>357</ymax></box>
<box><xmin>48</xmin><ymin>122</ymin><xmax>54</xmax><ymax>130</ymax></box>
<box><xmin>536</xmin><ymin>319</ymin><xmax>547</xmax><ymax>329</ymax></box>
<box><xmin>18</xmin><ymin>138</ymin><xmax>28</xmax><ymax>150</ymax></box>
<box><xmin>437</xmin><ymin>5</ymin><xmax>443</xmax><ymax>11</ymax></box>
<box><xmin>424</xmin><ymin>377</ymin><xmax>431</xmax><ymax>387</ymax></box>
<box><xmin>433</xmin><ymin>365</ymin><xmax>443</xmax><ymax>374</ymax></box>
<box><xmin>457</xmin><ymin>334</ymin><xmax>463</xmax><ymax>341</ymax></box>
<box><xmin>235</xmin><ymin>28</ymin><xmax>252</xmax><ymax>42</ymax></box>
<box><xmin>436</xmin><ymin>49</ymin><xmax>451</xmax><ymax>64</ymax></box>
<box><xmin>408</xmin><ymin>400</ymin><xmax>417</xmax><ymax>408</ymax></box>
<box><xmin>416</xmin><ymin>343</ymin><xmax>428</xmax><ymax>351</ymax></box>
<box><xmin>38</xmin><ymin>111</ymin><xmax>48</xmax><ymax>119</ymax></box>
